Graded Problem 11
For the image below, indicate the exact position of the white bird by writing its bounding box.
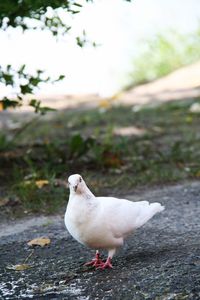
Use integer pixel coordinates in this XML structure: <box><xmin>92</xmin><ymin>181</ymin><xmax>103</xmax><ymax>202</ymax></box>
<box><xmin>64</xmin><ymin>174</ymin><xmax>165</xmax><ymax>269</ymax></box>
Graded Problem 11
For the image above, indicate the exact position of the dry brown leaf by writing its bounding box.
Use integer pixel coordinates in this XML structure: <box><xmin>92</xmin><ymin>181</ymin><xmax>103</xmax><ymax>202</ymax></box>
<box><xmin>35</xmin><ymin>180</ymin><xmax>49</xmax><ymax>189</ymax></box>
<box><xmin>0</xmin><ymin>198</ymin><xmax>9</xmax><ymax>207</ymax></box>
<box><xmin>6</xmin><ymin>264</ymin><xmax>32</xmax><ymax>271</ymax></box>
<box><xmin>27</xmin><ymin>237</ymin><xmax>51</xmax><ymax>247</ymax></box>
<box><xmin>103</xmin><ymin>152</ymin><xmax>123</xmax><ymax>168</ymax></box>
<box><xmin>195</xmin><ymin>170</ymin><xmax>200</xmax><ymax>177</ymax></box>
<box><xmin>99</xmin><ymin>99</ymin><xmax>111</xmax><ymax>109</ymax></box>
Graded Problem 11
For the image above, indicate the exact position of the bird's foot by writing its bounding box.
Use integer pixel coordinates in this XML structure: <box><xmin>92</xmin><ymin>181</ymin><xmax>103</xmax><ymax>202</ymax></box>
<box><xmin>84</xmin><ymin>252</ymin><xmax>103</xmax><ymax>267</ymax></box>
<box><xmin>97</xmin><ymin>257</ymin><xmax>113</xmax><ymax>270</ymax></box>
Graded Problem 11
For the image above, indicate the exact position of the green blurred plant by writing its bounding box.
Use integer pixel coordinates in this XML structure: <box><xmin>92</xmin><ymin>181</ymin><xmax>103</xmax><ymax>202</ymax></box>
<box><xmin>0</xmin><ymin>133</ymin><xmax>13</xmax><ymax>151</ymax></box>
<box><xmin>125</xmin><ymin>29</ymin><xmax>200</xmax><ymax>88</ymax></box>
<box><xmin>68</xmin><ymin>133</ymin><xmax>123</xmax><ymax>168</ymax></box>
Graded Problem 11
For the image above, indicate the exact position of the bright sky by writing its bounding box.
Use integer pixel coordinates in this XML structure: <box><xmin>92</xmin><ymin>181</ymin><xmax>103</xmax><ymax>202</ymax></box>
<box><xmin>0</xmin><ymin>0</ymin><xmax>200</xmax><ymax>97</ymax></box>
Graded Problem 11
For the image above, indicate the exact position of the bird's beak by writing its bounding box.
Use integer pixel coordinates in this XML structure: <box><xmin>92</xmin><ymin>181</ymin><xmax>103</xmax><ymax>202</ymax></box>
<box><xmin>74</xmin><ymin>185</ymin><xmax>78</xmax><ymax>192</ymax></box>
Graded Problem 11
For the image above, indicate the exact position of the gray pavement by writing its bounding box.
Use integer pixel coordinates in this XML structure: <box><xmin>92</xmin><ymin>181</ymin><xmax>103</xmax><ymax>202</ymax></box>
<box><xmin>0</xmin><ymin>181</ymin><xmax>200</xmax><ymax>299</ymax></box>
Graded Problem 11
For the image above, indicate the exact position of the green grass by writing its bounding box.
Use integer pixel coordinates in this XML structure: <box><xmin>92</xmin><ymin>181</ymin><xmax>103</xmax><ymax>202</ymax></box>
<box><xmin>125</xmin><ymin>29</ymin><xmax>200</xmax><ymax>88</ymax></box>
<box><xmin>1</xmin><ymin>97</ymin><xmax>200</xmax><ymax>215</ymax></box>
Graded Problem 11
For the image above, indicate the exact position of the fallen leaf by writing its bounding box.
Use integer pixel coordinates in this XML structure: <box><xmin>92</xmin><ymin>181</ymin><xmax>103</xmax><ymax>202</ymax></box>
<box><xmin>99</xmin><ymin>99</ymin><xmax>111</xmax><ymax>109</ymax></box>
<box><xmin>195</xmin><ymin>170</ymin><xmax>200</xmax><ymax>177</ymax></box>
<box><xmin>6</xmin><ymin>264</ymin><xmax>32</xmax><ymax>271</ymax></box>
<box><xmin>103</xmin><ymin>151</ymin><xmax>123</xmax><ymax>168</ymax></box>
<box><xmin>35</xmin><ymin>180</ymin><xmax>49</xmax><ymax>189</ymax></box>
<box><xmin>0</xmin><ymin>198</ymin><xmax>9</xmax><ymax>207</ymax></box>
<box><xmin>27</xmin><ymin>237</ymin><xmax>51</xmax><ymax>247</ymax></box>
<box><xmin>2</xmin><ymin>149</ymin><xmax>25</xmax><ymax>159</ymax></box>
<box><xmin>0</xmin><ymin>101</ymin><xmax>3</xmax><ymax>111</ymax></box>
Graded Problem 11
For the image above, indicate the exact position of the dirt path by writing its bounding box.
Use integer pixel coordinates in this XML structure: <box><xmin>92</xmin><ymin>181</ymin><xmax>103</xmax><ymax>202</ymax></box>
<box><xmin>118</xmin><ymin>61</ymin><xmax>200</xmax><ymax>105</ymax></box>
<box><xmin>0</xmin><ymin>181</ymin><xmax>200</xmax><ymax>299</ymax></box>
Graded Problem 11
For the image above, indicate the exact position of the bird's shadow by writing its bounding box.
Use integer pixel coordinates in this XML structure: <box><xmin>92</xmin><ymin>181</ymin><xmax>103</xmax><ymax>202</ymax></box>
<box><xmin>118</xmin><ymin>241</ymin><xmax>191</xmax><ymax>267</ymax></box>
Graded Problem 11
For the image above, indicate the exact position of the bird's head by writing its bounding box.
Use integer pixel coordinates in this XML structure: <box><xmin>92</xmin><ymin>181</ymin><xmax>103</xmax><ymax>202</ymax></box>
<box><xmin>68</xmin><ymin>174</ymin><xmax>85</xmax><ymax>194</ymax></box>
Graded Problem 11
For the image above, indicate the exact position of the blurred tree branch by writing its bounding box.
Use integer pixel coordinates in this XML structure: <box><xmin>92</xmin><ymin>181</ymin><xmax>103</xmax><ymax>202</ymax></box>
<box><xmin>0</xmin><ymin>0</ymin><xmax>131</xmax><ymax>113</ymax></box>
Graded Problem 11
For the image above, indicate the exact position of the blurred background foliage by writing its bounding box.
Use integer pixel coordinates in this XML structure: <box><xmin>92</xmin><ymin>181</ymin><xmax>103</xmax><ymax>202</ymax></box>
<box><xmin>1</xmin><ymin>97</ymin><xmax>200</xmax><ymax>215</ymax></box>
<box><xmin>125</xmin><ymin>28</ymin><xmax>200</xmax><ymax>89</ymax></box>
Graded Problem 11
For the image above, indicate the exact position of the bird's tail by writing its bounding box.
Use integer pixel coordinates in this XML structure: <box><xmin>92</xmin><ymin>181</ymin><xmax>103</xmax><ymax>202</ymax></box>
<box><xmin>135</xmin><ymin>202</ymin><xmax>165</xmax><ymax>228</ymax></box>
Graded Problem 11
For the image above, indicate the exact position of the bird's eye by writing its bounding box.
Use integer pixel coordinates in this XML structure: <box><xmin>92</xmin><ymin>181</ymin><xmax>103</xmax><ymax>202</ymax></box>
<box><xmin>68</xmin><ymin>181</ymin><xmax>70</xmax><ymax>185</ymax></box>
<box><xmin>79</xmin><ymin>177</ymin><xmax>82</xmax><ymax>182</ymax></box>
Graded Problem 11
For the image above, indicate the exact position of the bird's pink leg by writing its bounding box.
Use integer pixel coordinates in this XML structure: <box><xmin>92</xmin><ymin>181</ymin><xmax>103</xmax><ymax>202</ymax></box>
<box><xmin>84</xmin><ymin>251</ymin><xmax>103</xmax><ymax>267</ymax></box>
<box><xmin>97</xmin><ymin>249</ymin><xmax>116</xmax><ymax>270</ymax></box>
<box><xmin>97</xmin><ymin>257</ymin><xmax>113</xmax><ymax>269</ymax></box>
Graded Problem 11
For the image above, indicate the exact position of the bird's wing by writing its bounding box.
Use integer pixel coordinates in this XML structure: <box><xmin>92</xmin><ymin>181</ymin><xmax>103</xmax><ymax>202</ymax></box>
<box><xmin>96</xmin><ymin>196</ymin><xmax>164</xmax><ymax>238</ymax></box>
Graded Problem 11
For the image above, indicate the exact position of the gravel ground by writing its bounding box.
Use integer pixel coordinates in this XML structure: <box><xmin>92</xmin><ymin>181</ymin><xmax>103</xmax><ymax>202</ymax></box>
<box><xmin>0</xmin><ymin>181</ymin><xmax>200</xmax><ymax>300</ymax></box>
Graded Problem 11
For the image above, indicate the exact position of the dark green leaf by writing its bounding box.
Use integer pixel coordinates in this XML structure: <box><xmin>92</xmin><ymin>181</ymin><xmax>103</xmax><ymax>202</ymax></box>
<box><xmin>2</xmin><ymin>98</ymin><xmax>20</xmax><ymax>109</ymax></box>
<box><xmin>20</xmin><ymin>84</ymin><xmax>33</xmax><ymax>94</ymax></box>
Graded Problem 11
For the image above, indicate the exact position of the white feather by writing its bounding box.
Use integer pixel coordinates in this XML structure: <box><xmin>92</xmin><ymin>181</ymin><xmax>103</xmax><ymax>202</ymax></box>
<box><xmin>64</xmin><ymin>174</ymin><xmax>165</xmax><ymax>260</ymax></box>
